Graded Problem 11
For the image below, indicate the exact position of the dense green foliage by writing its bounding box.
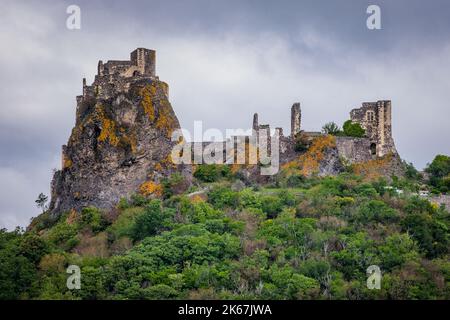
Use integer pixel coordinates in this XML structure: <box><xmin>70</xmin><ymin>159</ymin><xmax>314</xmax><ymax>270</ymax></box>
<box><xmin>342</xmin><ymin>120</ymin><xmax>365</xmax><ymax>138</ymax></box>
<box><xmin>425</xmin><ymin>155</ymin><xmax>450</xmax><ymax>193</ymax></box>
<box><xmin>194</xmin><ymin>164</ymin><xmax>231</xmax><ymax>182</ymax></box>
<box><xmin>1</xmin><ymin>166</ymin><xmax>449</xmax><ymax>300</ymax></box>
<box><xmin>294</xmin><ymin>132</ymin><xmax>312</xmax><ymax>152</ymax></box>
<box><xmin>322</xmin><ymin>122</ymin><xmax>342</xmax><ymax>135</ymax></box>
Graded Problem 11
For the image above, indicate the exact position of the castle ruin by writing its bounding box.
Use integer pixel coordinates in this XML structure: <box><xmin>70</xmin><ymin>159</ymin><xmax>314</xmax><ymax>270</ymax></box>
<box><xmin>350</xmin><ymin>100</ymin><xmax>396</xmax><ymax>157</ymax></box>
<box><xmin>50</xmin><ymin>48</ymin><xmax>403</xmax><ymax>215</ymax></box>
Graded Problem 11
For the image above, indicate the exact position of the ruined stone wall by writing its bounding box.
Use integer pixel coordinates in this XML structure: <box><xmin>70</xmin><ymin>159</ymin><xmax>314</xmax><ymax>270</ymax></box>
<box><xmin>350</xmin><ymin>100</ymin><xmax>397</xmax><ymax>157</ymax></box>
<box><xmin>291</xmin><ymin>102</ymin><xmax>301</xmax><ymax>137</ymax></box>
<box><xmin>335</xmin><ymin>136</ymin><xmax>374</xmax><ymax>163</ymax></box>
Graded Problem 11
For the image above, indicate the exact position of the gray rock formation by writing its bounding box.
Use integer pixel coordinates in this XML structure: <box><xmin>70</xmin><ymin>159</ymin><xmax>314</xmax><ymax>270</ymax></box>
<box><xmin>49</xmin><ymin>49</ymin><xmax>181</xmax><ymax>215</ymax></box>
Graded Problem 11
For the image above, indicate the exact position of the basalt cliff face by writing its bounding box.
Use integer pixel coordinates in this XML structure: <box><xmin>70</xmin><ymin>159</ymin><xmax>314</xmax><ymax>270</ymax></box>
<box><xmin>49</xmin><ymin>49</ymin><xmax>183</xmax><ymax>215</ymax></box>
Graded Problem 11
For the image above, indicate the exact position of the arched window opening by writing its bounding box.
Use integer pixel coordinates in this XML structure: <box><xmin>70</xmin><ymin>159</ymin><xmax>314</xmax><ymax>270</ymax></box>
<box><xmin>370</xmin><ymin>143</ymin><xmax>377</xmax><ymax>155</ymax></box>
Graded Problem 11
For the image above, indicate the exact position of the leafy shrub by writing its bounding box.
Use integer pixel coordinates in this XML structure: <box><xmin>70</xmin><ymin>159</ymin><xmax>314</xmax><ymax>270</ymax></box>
<box><xmin>294</xmin><ymin>132</ymin><xmax>311</xmax><ymax>152</ymax></box>
<box><xmin>401</xmin><ymin>211</ymin><xmax>449</xmax><ymax>258</ymax></box>
<box><xmin>425</xmin><ymin>155</ymin><xmax>450</xmax><ymax>193</ymax></box>
<box><xmin>162</xmin><ymin>173</ymin><xmax>190</xmax><ymax>198</ymax></box>
<box><xmin>238</xmin><ymin>188</ymin><xmax>262</xmax><ymax>210</ymax></box>
<box><xmin>342</xmin><ymin>120</ymin><xmax>365</xmax><ymax>138</ymax></box>
<box><xmin>108</xmin><ymin>207</ymin><xmax>145</xmax><ymax>239</ymax></box>
<box><xmin>322</xmin><ymin>122</ymin><xmax>342</xmax><ymax>135</ymax></box>
<box><xmin>356</xmin><ymin>200</ymin><xmax>399</xmax><ymax>223</ymax></box>
<box><xmin>208</xmin><ymin>186</ymin><xmax>239</xmax><ymax>209</ymax></box>
<box><xmin>80</xmin><ymin>207</ymin><xmax>108</xmax><ymax>233</ymax></box>
<box><xmin>260</xmin><ymin>196</ymin><xmax>284</xmax><ymax>218</ymax></box>
<box><xmin>45</xmin><ymin>220</ymin><xmax>79</xmax><ymax>250</ymax></box>
<box><xmin>130</xmin><ymin>200</ymin><xmax>175</xmax><ymax>241</ymax></box>
<box><xmin>194</xmin><ymin>164</ymin><xmax>231</xmax><ymax>182</ymax></box>
<box><xmin>378</xmin><ymin>233</ymin><xmax>419</xmax><ymax>270</ymax></box>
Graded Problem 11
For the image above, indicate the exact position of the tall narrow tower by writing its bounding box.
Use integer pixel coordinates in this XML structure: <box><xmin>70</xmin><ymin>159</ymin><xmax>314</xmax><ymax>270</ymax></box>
<box><xmin>253</xmin><ymin>113</ymin><xmax>259</xmax><ymax>131</ymax></box>
<box><xmin>291</xmin><ymin>102</ymin><xmax>301</xmax><ymax>137</ymax></box>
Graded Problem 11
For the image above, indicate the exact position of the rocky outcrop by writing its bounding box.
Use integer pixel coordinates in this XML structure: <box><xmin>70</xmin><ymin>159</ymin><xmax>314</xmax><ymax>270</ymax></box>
<box><xmin>49</xmin><ymin>50</ymin><xmax>182</xmax><ymax>215</ymax></box>
<box><xmin>48</xmin><ymin>48</ymin><xmax>405</xmax><ymax>216</ymax></box>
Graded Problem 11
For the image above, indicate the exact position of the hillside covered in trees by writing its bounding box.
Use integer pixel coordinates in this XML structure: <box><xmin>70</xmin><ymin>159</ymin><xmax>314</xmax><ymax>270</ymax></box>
<box><xmin>1</xmin><ymin>155</ymin><xmax>449</xmax><ymax>300</ymax></box>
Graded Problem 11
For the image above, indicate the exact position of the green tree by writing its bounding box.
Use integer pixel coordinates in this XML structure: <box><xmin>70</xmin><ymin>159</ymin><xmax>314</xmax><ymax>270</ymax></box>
<box><xmin>322</xmin><ymin>122</ymin><xmax>341</xmax><ymax>135</ymax></box>
<box><xmin>294</xmin><ymin>131</ymin><xmax>311</xmax><ymax>152</ymax></box>
<box><xmin>35</xmin><ymin>193</ymin><xmax>48</xmax><ymax>213</ymax></box>
<box><xmin>342</xmin><ymin>120</ymin><xmax>365</xmax><ymax>138</ymax></box>
<box><xmin>130</xmin><ymin>200</ymin><xmax>174</xmax><ymax>241</ymax></box>
<box><xmin>425</xmin><ymin>155</ymin><xmax>450</xmax><ymax>192</ymax></box>
<box><xmin>194</xmin><ymin>164</ymin><xmax>231</xmax><ymax>182</ymax></box>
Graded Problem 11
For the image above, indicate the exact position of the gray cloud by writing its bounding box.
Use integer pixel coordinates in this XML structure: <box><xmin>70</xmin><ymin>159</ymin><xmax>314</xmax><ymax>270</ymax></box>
<box><xmin>1</xmin><ymin>0</ymin><xmax>449</xmax><ymax>229</ymax></box>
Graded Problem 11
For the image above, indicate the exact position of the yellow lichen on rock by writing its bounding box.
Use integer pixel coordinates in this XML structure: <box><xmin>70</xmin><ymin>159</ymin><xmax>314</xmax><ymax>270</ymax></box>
<box><xmin>351</xmin><ymin>153</ymin><xmax>394</xmax><ymax>181</ymax></box>
<box><xmin>118</xmin><ymin>132</ymin><xmax>138</xmax><ymax>154</ymax></box>
<box><xmin>139</xmin><ymin>181</ymin><xmax>163</xmax><ymax>197</ymax></box>
<box><xmin>139</xmin><ymin>84</ymin><xmax>156</xmax><ymax>122</ymax></box>
<box><xmin>161</xmin><ymin>154</ymin><xmax>177</xmax><ymax>169</ymax></box>
<box><xmin>282</xmin><ymin>135</ymin><xmax>336</xmax><ymax>176</ymax></box>
<box><xmin>98</xmin><ymin>117</ymin><xmax>120</xmax><ymax>146</ymax></box>
<box><xmin>94</xmin><ymin>105</ymin><xmax>120</xmax><ymax>147</ymax></box>
<box><xmin>156</xmin><ymin>99</ymin><xmax>177</xmax><ymax>137</ymax></box>
<box><xmin>63</xmin><ymin>157</ymin><xmax>73</xmax><ymax>169</ymax></box>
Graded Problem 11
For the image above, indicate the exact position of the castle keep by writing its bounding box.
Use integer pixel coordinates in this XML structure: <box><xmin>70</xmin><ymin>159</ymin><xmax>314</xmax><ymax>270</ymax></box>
<box><xmin>350</xmin><ymin>100</ymin><xmax>396</xmax><ymax>157</ymax></box>
<box><xmin>50</xmin><ymin>48</ymin><xmax>402</xmax><ymax>215</ymax></box>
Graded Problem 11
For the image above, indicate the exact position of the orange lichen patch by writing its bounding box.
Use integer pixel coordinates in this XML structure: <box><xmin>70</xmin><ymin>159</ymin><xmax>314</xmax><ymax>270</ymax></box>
<box><xmin>139</xmin><ymin>181</ymin><xmax>163</xmax><ymax>197</ymax></box>
<box><xmin>161</xmin><ymin>154</ymin><xmax>177</xmax><ymax>169</ymax></box>
<box><xmin>282</xmin><ymin>135</ymin><xmax>336</xmax><ymax>176</ymax></box>
<box><xmin>118</xmin><ymin>132</ymin><xmax>138</xmax><ymax>154</ymax></box>
<box><xmin>94</xmin><ymin>105</ymin><xmax>120</xmax><ymax>147</ymax></box>
<box><xmin>63</xmin><ymin>157</ymin><xmax>73</xmax><ymax>169</ymax></box>
<box><xmin>98</xmin><ymin>117</ymin><xmax>119</xmax><ymax>146</ymax></box>
<box><xmin>230</xmin><ymin>163</ymin><xmax>241</xmax><ymax>174</ymax></box>
<box><xmin>156</xmin><ymin>99</ymin><xmax>177</xmax><ymax>137</ymax></box>
<box><xmin>139</xmin><ymin>84</ymin><xmax>156</xmax><ymax>122</ymax></box>
<box><xmin>66</xmin><ymin>209</ymin><xmax>78</xmax><ymax>225</ymax></box>
<box><xmin>154</xmin><ymin>163</ymin><xmax>163</xmax><ymax>171</ymax></box>
<box><xmin>190</xmin><ymin>194</ymin><xmax>206</xmax><ymax>203</ymax></box>
<box><xmin>352</xmin><ymin>153</ymin><xmax>394</xmax><ymax>181</ymax></box>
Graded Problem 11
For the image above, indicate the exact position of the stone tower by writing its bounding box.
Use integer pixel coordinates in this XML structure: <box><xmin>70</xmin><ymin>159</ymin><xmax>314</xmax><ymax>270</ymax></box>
<box><xmin>253</xmin><ymin>113</ymin><xmax>259</xmax><ymax>131</ymax></box>
<box><xmin>130</xmin><ymin>48</ymin><xmax>156</xmax><ymax>77</ymax></box>
<box><xmin>350</xmin><ymin>100</ymin><xmax>396</xmax><ymax>157</ymax></box>
<box><xmin>291</xmin><ymin>102</ymin><xmax>301</xmax><ymax>137</ymax></box>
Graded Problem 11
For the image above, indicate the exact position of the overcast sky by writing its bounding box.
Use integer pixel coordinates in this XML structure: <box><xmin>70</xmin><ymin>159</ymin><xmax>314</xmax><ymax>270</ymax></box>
<box><xmin>1</xmin><ymin>0</ymin><xmax>449</xmax><ymax>229</ymax></box>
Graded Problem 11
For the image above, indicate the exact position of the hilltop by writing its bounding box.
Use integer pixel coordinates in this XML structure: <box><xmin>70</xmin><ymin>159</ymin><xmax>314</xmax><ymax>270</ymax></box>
<box><xmin>0</xmin><ymin>49</ymin><xmax>448</xmax><ymax>300</ymax></box>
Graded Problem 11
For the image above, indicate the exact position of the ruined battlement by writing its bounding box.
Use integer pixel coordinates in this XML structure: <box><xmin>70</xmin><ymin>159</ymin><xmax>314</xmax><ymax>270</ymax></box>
<box><xmin>350</xmin><ymin>100</ymin><xmax>396</xmax><ymax>157</ymax></box>
<box><xmin>75</xmin><ymin>48</ymin><xmax>168</xmax><ymax>126</ymax></box>
<box><xmin>97</xmin><ymin>48</ymin><xmax>156</xmax><ymax>78</ymax></box>
<box><xmin>79</xmin><ymin>48</ymin><xmax>162</xmax><ymax>101</ymax></box>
